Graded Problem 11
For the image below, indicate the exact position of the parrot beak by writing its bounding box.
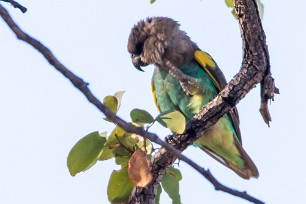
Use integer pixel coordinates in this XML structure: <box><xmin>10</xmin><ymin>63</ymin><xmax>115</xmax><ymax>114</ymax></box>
<box><xmin>133</xmin><ymin>63</ymin><xmax>144</xmax><ymax>72</ymax></box>
<box><xmin>131</xmin><ymin>55</ymin><xmax>145</xmax><ymax>72</ymax></box>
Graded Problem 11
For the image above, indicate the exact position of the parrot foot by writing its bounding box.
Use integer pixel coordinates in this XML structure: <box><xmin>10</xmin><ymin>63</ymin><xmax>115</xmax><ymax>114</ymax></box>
<box><xmin>180</xmin><ymin>80</ymin><xmax>201</xmax><ymax>96</ymax></box>
<box><xmin>165</xmin><ymin>59</ymin><xmax>203</xmax><ymax>96</ymax></box>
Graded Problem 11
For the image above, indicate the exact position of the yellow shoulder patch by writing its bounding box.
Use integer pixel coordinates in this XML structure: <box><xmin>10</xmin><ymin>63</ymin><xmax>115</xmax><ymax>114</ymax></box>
<box><xmin>194</xmin><ymin>50</ymin><xmax>216</xmax><ymax>68</ymax></box>
<box><xmin>151</xmin><ymin>81</ymin><xmax>161</xmax><ymax>113</ymax></box>
<box><xmin>194</xmin><ymin>50</ymin><xmax>221</xmax><ymax>91</ymax></box>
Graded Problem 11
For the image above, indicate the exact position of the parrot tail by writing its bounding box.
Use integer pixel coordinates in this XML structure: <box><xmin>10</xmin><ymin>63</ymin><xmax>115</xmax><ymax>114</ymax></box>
<box><xmin>201</xmin><ymin>139</ymin><xmax>259</xmax><ymax>179</ymax></box>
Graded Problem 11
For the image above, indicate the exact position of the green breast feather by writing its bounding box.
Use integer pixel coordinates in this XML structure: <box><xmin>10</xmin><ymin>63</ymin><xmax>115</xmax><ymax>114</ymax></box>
<box><xmin>152</xmin><ymin>62</ymin><xmax>217</xmax><ymax>120</ymax></box>
<box><xmin>151</xmin><ymin>51</ymin><xmax>259</xmax><ymax>179</ymax></box>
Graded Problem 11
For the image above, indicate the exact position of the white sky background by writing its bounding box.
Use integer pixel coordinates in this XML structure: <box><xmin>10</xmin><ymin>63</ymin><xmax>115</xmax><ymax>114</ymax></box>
<box><xmin>0</xmin><ymin>0</ymin><xmax>305</xmax><ymax>203</ymax></box>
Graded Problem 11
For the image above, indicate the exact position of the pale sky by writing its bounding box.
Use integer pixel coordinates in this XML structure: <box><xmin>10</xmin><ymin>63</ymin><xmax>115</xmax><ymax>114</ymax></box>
<box><xmin>1</xmin><ymin>0</ymin><xmax>306</xmax><ymax>203</ymax></box>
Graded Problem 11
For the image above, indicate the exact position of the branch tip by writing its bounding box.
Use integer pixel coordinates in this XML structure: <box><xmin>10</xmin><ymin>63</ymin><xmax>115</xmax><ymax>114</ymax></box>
<box><xmin>1</xmin><ymin>0</ymin><xmax>27</xmax><ymax>13</ymax></box>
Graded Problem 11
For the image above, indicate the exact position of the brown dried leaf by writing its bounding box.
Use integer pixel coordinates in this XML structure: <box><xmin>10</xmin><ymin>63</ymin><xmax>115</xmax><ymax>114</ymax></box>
<box><xmin>128</xmin><ymin>149</ymin><xmax>152</xmax><ymax>187</ymax></box>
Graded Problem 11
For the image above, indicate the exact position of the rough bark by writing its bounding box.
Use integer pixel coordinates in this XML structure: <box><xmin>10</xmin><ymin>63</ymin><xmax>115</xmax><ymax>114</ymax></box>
<box><xmin>128</xmin><ymin>0</ymin><xmax>278</xmax><ymax>203</ymax></box>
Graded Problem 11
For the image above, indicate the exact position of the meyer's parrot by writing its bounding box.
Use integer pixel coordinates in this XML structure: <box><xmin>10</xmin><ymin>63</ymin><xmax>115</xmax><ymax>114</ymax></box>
<box><xmin>127</xmin><ymin>17</ymin><xmax>259</xmax><ymax>179</ymax></box>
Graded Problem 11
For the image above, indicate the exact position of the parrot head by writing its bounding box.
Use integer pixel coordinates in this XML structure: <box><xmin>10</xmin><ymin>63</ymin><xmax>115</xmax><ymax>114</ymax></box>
<box><xmin>127</xmin><ymin>17</ymin><xmax>197</xmax><ymax>71</ymax></box>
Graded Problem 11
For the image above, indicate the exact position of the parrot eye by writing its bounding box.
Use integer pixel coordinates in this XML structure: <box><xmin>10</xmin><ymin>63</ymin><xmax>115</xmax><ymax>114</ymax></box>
<box><xmin>134</xmin><ymin>42</ymin><xmax>143</xmax><ymax>55</ymax></box>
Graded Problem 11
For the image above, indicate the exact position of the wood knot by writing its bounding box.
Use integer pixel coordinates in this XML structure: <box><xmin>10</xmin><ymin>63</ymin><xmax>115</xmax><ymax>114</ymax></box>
<box><xmin>235</xmin><ymin>1</ymin><xmax>245</xmax><ymax>18</ymax></box>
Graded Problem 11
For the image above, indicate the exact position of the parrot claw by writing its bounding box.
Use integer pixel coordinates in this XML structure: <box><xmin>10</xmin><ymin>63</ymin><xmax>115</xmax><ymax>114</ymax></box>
<box><xmin>180</xmin><ymin>81</ymin><xmax>196</xmax><ymax>96</ymax></box>
<box><xmin>167</xmin><ymin>63</ymin><xmax>203</xmax><ymax>96</ymax></box>
<box><xmin>180</xmin><ymin>80</ymin><xmax>203</xmax><ymax>96</ymax></box>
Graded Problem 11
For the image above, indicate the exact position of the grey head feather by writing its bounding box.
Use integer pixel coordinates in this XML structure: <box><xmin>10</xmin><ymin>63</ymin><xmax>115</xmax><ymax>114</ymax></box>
<box><xmin>127</xmin><ymin>17</ymin><xmax>198</xmax><ymax>70</ymax></box>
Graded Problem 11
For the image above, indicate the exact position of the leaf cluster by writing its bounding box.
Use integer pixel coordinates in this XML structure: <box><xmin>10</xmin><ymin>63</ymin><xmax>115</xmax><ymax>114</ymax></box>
<box><xmin>67</xmin><ymin>92</ymin><xmax>185</xmax><ymax>203</ymax></box>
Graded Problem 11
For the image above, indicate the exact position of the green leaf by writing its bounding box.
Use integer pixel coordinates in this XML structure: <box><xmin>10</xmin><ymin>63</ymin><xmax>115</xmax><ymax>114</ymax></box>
<box><xmin>107</xmin><ymin>167</ymin><xmax>134</xmax><ymax>203</ymax></box>
<box><xmin>166</xmin><ymin>167</ymin><xmax>182</xmax><ymax>181</ymax></box>
<box><xmin>115</xmin><ymin>156</ymin><xmax>130</xmax><ymax>167</ymax></box>
<box><xmin>111</xmin><ymin>133</ymin><xmax>135</xmax><ymax>154</ymax></box>
<box><xmin>130</xmin><ymin>109</ymin><xmax>154</xmax><ymax>124</ymax></box>
<box><xmin>103</xmin><ymin>95</ymin><xmax>118</xmax><ymax>122</ymax></box>
<box><xmin>114</xmin><ymin>91</ymin><xmax>125</xmax><ymax>111</ymax></box>
<box><xmin>106</xmin><ymin>126</ymin><xmax>127</xmax><ymax>147</ymax></box>
<box><xmin>137</xmin><ymin>139</ymin><xmax>153</xmax><ymax>155</ymax></box>
<box><xmin>157</xmin><ymin>110</ymin><xmax>186</xmax><ymax>134</ymax></box>
<box><xmin>98</xmin><ymin>146</ymin><xmax>114</xmax><ymax>161</ymax></box>
<box><xmin>257</xmin><ymin>0</ymin><xmax>264</xmax><ymax>20</ymax></box>
<box><xmin>155</xmin><ymin>184</ymin><xmax>162</xmax><ymax>204</ymax></box>
<box><xmin>155</xmin><ymin>110</ymin><xmax>171</xmax><ymax>128</ymax></box>
<box><xmin>161</xmin><ymin>167</ymin><xmax>182</xmax><ymax>204</ymax></box>
<box><xmin>112</xmin><ymin>125</ymin><xmax>126</xmax><ymax>137</ymax></box>
<box><xmin>103</xmin><ymin>96</ymin><xmax>118</xmax><ymax>113</ymax></box>
<box><xmin>67</xmin><ymin>131</ymin><xmax>106</xmax><ymax>176</ymax></box>
<box><xmin>231</xmin><ymin>8</ymin><xmax>237</xmax><ymax>18</ymax></box>
<box><xmin>150</xmin><ymin>0</ymin><xmax>156</xmax><ymax>4</ymax></box>
<box><xmin>113</xmin><ymin>146</ymin><xmax>130</xmax><ymax>157</ymax></box>
<box><xmin>225</xmin><ymin>0</ymin><xmax>234</xmax><ymax>8</ymax></box>
<box><xmin>102</xmin><ymin>92</ymin><xmax>125</xmax><ymax>122</ymax></box>
<box><xmin>106</xmin><ymin>126</ymin><xmax>138</xmax><ymax>157</ymax></box>
<box><xmin>113</xmin><ymin>146</ymin><xmax>131</xmax><ymax>167</ymax></box>
<box><xmin>125</xmin><ymin>134</ymin><xmax>139</xmax><ymax>147</ymax></box>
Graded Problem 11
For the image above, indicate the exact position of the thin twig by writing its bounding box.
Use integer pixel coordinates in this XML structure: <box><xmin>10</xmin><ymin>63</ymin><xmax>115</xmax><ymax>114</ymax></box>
<box><xmin>0</xmin><ymin>3</ymin><xmax>264</xmax><ymax>204</ymax></box>
<box><xmin>1</xmin><ymin>0</ymin><xmax>27</xmax><ymax>13</ymax></box>
<box><xmin>114</xmin><ymin>134</ymin><xmax>134</xmax><ymax>154</ymax></box>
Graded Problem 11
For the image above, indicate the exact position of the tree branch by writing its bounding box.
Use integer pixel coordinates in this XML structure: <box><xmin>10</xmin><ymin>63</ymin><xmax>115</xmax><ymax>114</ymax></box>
<box><xmin>0</xmin><ymin>0</ymin><xmax>275</xmax><ymax>203</ymax></box>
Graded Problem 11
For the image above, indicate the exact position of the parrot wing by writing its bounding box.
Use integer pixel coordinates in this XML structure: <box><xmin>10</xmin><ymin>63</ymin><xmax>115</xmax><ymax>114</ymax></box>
<box><xmin>194</xmin><ymin>50</ymin><xmax>258</xmax><ymax>179</ymax></box>
<box><xmin>194</xmin><ymin>50</ymin><xmax>241</xmax><ymax>143</ymax></box>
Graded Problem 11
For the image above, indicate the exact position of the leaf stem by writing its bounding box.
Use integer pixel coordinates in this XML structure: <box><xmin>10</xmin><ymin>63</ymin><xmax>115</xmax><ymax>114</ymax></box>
<box><xmin>115</xmin><ymin>134</ymin><xmax>134</xmax><ymax>154</ymax></box>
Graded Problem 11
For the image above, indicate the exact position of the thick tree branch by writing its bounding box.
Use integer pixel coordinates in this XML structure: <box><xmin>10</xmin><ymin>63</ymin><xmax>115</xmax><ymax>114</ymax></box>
<box><xmin>0</xmin><ymin>1</ymin><xmax>273</xmax><ymax>203</ymax></box>
<box><xmin>128</xmin><ymin>0</ymin><xmax>277</xmax><ymax>203</ymax></box>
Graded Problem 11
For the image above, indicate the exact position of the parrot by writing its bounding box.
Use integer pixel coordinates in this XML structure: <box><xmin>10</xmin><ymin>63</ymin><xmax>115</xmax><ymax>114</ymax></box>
<box><xmin>127</xmin><ymin>17</ymin><xmax>259</xmax><ymax>179</ymax></box>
